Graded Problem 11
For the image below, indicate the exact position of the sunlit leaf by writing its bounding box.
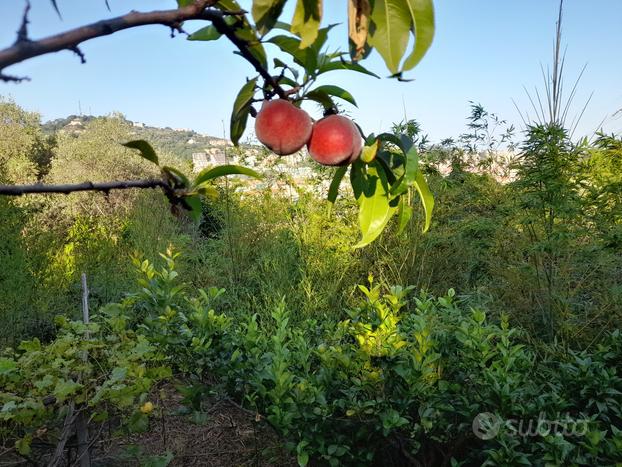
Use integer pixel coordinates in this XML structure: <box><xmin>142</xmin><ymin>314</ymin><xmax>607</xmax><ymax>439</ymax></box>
<box><xmin>413</xmin><ymin>169</ymin><xmax>434</xmax><ymax>232</ymax></box>
<box><xmin>354</xmin><ymin>163</ymin><xmax>397</xmax><ymax>248</ymax></box>
<box><xmin>291</xmin><ymin>0</ymin><xmax>323</xmax><ymax>49</ymax></box>
<box><xmin>361</xmin><ymin>139</ymin><xmax>380</xmax><ymax>163</ymax></box>
<box><xmin>402</xmin><ymin>0</ymin><xmax>435</xmax><ymax>71</ymax></box>
<box><xmin>123</xmin><ymin>140</ymin><xmax>159</xmax><ymax>165</ymax></box>
<box><xmin>194</xmin><ymin>165</ymin><xmax>262</xmax><ymax>187</ymax></box>
<box><xmin>368</xmin><ymin>0</ymin><xmax>412</xmax><ymax>74</ymax></box>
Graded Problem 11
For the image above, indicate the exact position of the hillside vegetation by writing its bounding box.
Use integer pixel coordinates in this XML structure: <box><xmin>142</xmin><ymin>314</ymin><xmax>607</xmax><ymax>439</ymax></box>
<box><xmin>1</xmin><ymin>99</ymin><xmax>621</xmax><ymax>465</ymax></box>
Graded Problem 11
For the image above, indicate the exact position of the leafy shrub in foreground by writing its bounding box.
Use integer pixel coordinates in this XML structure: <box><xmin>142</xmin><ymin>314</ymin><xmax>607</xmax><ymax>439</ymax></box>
<box><xmin>127</xmin><ymin>251</ymin><xmax>621</xmax><ymax>466</ymax></box>
<box><xmin>0</xmin><ymin>306</ymin><xmax>170</xmax><ymax>460</ymax></box>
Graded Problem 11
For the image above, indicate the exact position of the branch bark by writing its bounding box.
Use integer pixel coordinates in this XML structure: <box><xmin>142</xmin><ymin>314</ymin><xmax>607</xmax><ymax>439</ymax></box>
<box><xmin>0</xmin><ymin>0</ymin><xmax>286</xmax><ymax>96</ymax></box>
<box><xmin>1</xmin><ymin>1</ymin><xmax>212</xmax><ymax>74</ymax></box>
<box><xmin>0</xmin><ymin>179</ymin><xmax>167</xmax><ymax>196</ymax></box>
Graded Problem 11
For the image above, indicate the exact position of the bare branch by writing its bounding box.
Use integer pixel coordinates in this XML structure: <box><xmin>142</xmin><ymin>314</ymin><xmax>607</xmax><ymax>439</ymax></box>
<box><xmin>15</xmin><ymin>0</ymin><xmax>32</xmax><ymax>45</ymax></box>
<box><xmin>0</xmin><ymin>0</ymin><xmax>286</xmax><ymax>97</ymax></box>
<box><xmin>0</xmin><ymin>179</ymin><xmax>167</xmax><ymax>196</ymax></box>
<box><xmin>0</xmin><ymin>1</ymin><xmax>218</xmax><ymax>75</ymax></box>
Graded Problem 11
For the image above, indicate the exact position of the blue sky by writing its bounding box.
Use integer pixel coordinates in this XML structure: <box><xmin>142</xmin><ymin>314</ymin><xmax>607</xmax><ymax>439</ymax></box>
<box><xmin>0</xmin><ymin>1</ymin><xmax>621</xmax><ymax>142</ymax></box>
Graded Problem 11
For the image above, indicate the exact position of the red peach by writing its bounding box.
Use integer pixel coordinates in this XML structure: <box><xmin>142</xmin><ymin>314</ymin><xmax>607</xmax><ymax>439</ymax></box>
<box><xmin>254</xmin><ymin>99</ymin><xmax>312</xmax><ymax>155</ymax></box>
<box><xmin>307</xmin><ymin>115</ymin><xmax>363</xmax><ymax>166</ymax></box>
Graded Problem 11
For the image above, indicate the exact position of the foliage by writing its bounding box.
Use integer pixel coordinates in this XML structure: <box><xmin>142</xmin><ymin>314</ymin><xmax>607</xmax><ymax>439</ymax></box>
<box><xmin>106</xmin><ymin>252</ymin><xmax>622</xmax><ymax>466</ymax></box>
<box><xmin>0</xmin><ymin>306</ymin><xmax>170</xmax><ymax>461</ymax></box>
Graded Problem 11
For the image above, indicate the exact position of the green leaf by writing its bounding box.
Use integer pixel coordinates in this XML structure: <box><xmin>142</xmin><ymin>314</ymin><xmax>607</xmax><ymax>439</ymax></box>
<box><xmin>252</xmin><ymin>0</ymin><xmax>287</xmax><ymax>35</ymax></box>
<box><xmin>327</xmin><ymin>166</ymin><xmax>348</xmax><ymax>206</ymax></box>
<box><xmin>194</xmin><ymin>165</ymin><xmax>262</xmax><ymax>188</ymax></box>
<box><xmin>391</xmin><ymin>144</ymin><xmax>419</xmax><ymax>197</ymax></box>
<box><xmin>396</xmin><ymin>196</ymin><xmax>413</xmax><ymax>234</ymax></box>
<box><xmin>0</xmin><ymin>357</ymin><xmax>16</xmax><ymax>376</ymax></box>
<box><xmin>183</xmin><ymin>195</ymin><xmax>203</xmax><ymax>222</ymax></box>
<box><xmin>413</xmin><ymin>169</ymin><xmax>434</xmax><ymax>232</ymax></box>
<box><xmin>402</xmin><ymin>0</ymin><xmax>435</xmax><ymax>71</ymax></box>
<box><xmin>188</xmin><ymin>25</ymin><xmax>222</xmax><ymax>41</ymax></box>
<box><xmin>308</xmin><ymin>85</ymin><xmax>357</xmax><ymax>107</ymax></box>
<box><xmin>123</xmin><ymin>140</ymin><xmax>159</xmax><ymax>165</ymax></box>
<box><xmin>297</xmin><ymin>451</ymin><xmax>309</xmax><ymax>466</ymax></box>
<box><xmin>268</xmin><ymin>35</ymin><xmax>311</xmax><ymax>70</ymax></box>
<box><xmin>230</xmin><ymin>78</ymin><xmax>258</xmax><ymax>146</ymax></box>
<box><xmin>54</xmin><ymin>379</ymin><xmax>82</xmax><ymax>401</ymax></box>
<box><xmin>15</xmin><ymin>435</ymin><xmax>32</xmax><ymax>456</ymax></box>
<box><xmin>318</xmin><ymin>59</ymin><xmax>380</xmax><ymax>78</ymax></box>
<box><xmin>368</xmin><ymin>0</ymin><xmax>412</xmax><ymax>74</ymax></box>
<box><xmin>177</xmin><ymin>0</ymin><xmax>194</xmax><ymax>6</ymax></box>
<box><xmin>304</xmin><ymin>90</ymin><xmax>334</xmax><ymax>110</ymax></box>
<box><xmin>361</xmin><ymin>139</ymin><xmax>380</xmax><ymax>163</ymax></box>
<box><xmin>291</xmin><ymin>0</ymin><xmax>323</xmax><ymax>49</ymax></box>
<box><xmin>354</xmin><ymin>163</ymin><xmax>397</xmax><ymax>248</ymax></box>
<box><xmin>128</xmin><ymin>411</ymin><xmax>149</xmax><ymax>433</ymax></box>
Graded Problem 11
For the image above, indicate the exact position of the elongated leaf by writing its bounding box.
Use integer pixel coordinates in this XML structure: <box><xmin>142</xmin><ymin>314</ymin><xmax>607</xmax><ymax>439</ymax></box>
<box><xmin>396</xmin><ymin>196</ymin><xmax>413</xmax><ymax>234</ymax></box>
<box><xmin>308</xmin><ymin>85</ymin><xmax>357</xmax><ymax>107</ymax></box>
<box><xmin>318</xmin><ymin>59</ymin><xmax>379</xmax><ymax>78</ymax></box>
<box><xmin>252</xmin><ymin>0</ymin><xmax>287</xmax><ymax>35</ymax></box>
<box><xmin>268</xmin><ymin>35</ymin><xmax>312</xmax><ymax>70</ymax></box>
<box><xmin>188</xmin><ymin>25</ymin><xmax>222</xmax><ymax>41</ymax></box>
<box><xmin>230</xmin><ymin>78</ymin><xmax>258</xmax><ymax>146</ymax></box>
<box><xmin>368</xmin><ymin>0</ymin><xmax>412</xmax><ymax>74</ymax></box>
<box><xmin>402</xmin><ymin>0</ymin><xmax>435</xmax><ymax>71</ymax></box>
<box><xmin>194</xmin><ymin>165</ymin><xmax>262</xmax><ymax>187</ymax></box>
<box><xmin>354</xmin><ymin>163</ymin><xmax>397</xmax><ymax>248</ymax></box>
<box><xmin>413</xmin><ymin>170</ymin><xmax>433</xmax><ymax>232</ymax></box>
<box><xmin>391</xmin><ymin>145</ymin><xmax>419</xmax><ymax>197</ymax></box>
<box><xmin>361</xmin><ymin>139</ymin><xmax>380</xmax><ymax>163</ymax></box>
<box><xmin>177</xmin><ymin>0</ymin><xmax>194</xmax><ymax>6</ymax></box>
<box><xmin>123</xmin><ymin>140</ymin><xmax>158</xmax><ymax>165</ymax></box>
<box><xmin>327</xmin><ymin>165</ymin><xmax>348</xmax><ymax>205</ymax></box>
<box><xmin>291</xmin><ymin>0</ymin><xmax>323</xmax><ymax>49</ymax></box>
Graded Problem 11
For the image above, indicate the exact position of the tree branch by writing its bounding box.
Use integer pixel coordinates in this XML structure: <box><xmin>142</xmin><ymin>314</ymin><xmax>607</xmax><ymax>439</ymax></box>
<box><xmin>0</xmin><ymin>0</ymin><xmax>286</xmax><ymax>97</ymax></box>
<box><xmin>0</xmin><ymin>179</ymin><xmax>167</xmax><ymax>196</ymax></box>
<box><xmin>0</xmin><ymin>0</ymin><xmax>218</xmax><ymax>77</ymax></box>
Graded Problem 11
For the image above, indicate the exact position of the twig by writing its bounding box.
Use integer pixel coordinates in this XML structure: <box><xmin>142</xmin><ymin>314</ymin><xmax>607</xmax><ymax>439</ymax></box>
<box><xmin>0</xmin><ymin>1</ymin><xmax>218</xmax><ymax>78</ymax></box>
<box><xmin>15</xmin><ymin>1</ymin><xmax>31</xmax><ymax>45</ymax></box>
<box><xmin>0</xmin><ymin>179</ymin><xmax>167</xmax><ymax>196</ymax></box>
<box><xmin>48</xmin><ymin>403</ymin><xmax>78</xmax><ymax>467</ymax></box>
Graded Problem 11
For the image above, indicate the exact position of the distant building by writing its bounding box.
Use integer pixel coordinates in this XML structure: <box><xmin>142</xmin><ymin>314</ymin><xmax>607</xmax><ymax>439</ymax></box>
<box><xmin>192</xmin><ymin>149</ymin><xmax>227</xmax><ymax>172</ymax></box>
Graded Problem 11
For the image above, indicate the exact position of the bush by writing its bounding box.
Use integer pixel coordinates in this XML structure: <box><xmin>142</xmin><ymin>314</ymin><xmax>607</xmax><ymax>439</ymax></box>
<box><xmin>119</xmin><ymin>251</ymin><xmax>622</xmax><ymax>466</ymax></box>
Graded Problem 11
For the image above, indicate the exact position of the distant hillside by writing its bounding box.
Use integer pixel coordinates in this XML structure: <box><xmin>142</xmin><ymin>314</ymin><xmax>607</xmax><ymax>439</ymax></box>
<box><xmin>42</xmin><ymin>114</ymin><xmax>230</xmax><ymax>160</ymax></box>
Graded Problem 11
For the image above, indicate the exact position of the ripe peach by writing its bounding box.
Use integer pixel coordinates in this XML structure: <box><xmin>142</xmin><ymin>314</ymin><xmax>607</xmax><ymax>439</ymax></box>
<box><xmin>307</xmin><ymin>115</ymin><xmax>363</xmax><ymax>166</ymax></box>
<box><xmin>254</xmin><ymin>99</ymin><xmax>312</xmax><ymax>155</ymax></box>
